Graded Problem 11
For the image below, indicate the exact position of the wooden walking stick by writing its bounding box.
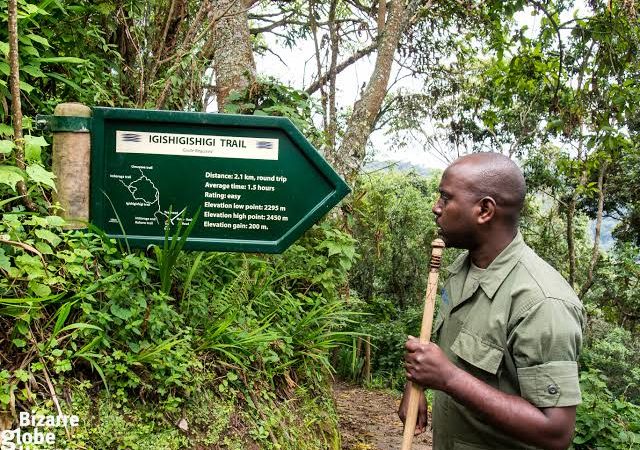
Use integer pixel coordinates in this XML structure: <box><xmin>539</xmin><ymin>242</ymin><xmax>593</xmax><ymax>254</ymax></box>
<box><xmin>400</xmin><ymin>238</ymin><xmax>445</xmax><ymax>450</ymax></box>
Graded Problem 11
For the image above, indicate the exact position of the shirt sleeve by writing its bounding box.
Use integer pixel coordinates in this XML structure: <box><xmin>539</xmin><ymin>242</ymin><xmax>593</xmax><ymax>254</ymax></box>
<box><xmin>509</xmin><ymin>297</ymin><xmax>585</xmax><ymax>407</ymax></box>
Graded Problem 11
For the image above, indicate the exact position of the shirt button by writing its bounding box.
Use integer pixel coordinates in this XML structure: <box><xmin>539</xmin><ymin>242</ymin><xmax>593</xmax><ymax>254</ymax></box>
<box><xmin>547</xmin><ymin>384</ymin><xmax>559</xmax><ymax>395</ymax></box>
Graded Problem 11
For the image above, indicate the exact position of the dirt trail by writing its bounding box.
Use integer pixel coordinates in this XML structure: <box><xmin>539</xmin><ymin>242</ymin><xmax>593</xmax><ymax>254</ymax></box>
<box><xmin>333</xmin><ymin>382</ymin><xmax>433</xmax><ymax>450</ymax></box>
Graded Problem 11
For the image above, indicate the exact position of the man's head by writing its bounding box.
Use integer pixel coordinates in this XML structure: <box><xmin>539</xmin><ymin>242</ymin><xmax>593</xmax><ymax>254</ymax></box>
<box><xmin>432</xmin><ymin>152</ymin><xmax>526</xmax><ymax>249</ymax></box>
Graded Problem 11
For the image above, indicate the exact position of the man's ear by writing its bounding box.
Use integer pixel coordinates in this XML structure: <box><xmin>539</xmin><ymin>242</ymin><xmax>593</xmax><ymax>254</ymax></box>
<box><xmin>477</xmin><ymin>196</ymin><xmax>496</xmax><ymax>224</ymax></box>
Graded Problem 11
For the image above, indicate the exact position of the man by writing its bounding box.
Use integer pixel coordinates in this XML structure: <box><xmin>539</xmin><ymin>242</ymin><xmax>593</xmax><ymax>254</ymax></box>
<box><xmin>398</xmin><ymin>152</ymin><xmax>584</xmax><ymax>450</ymax></box>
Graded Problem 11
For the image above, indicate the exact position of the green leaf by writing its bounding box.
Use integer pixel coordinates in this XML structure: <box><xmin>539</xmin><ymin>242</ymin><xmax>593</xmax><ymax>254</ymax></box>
<box><xmin>52</xmin><ymin>302</ymin><xmax>73</xmax><ymax>337</ymax></box>
<box><xmin>18</xmin><ymin>34</ymin><xmax>32</xmax><ymax>46</ymax></box>
<box><xmin>34</xmin><ymin>56</ymin><xmax>86</xmax><ymax>64</ymax></box>
<box><xmin>24</xmin><ymin>135</ymin><xmax>48</xmax><ymax>162</ymax></box>
<box><xmin>16</xmin><ymin>254</ymin><xmax>44</xmax><ymax>275</ymax></box>
<box><xmin>57</xmin><ymin>323</ymin><xmax>102</xmax><ymax>334</ymax></box>
<box><xmin>15</xmin><ymin>322</ymin><xmax>28</xmax><ymax>336</ymax></box>
<box><xmin>26</xmin><ymin>33</ymin><xmax>50</xmax><ymax>47</ymax></box>
<box><xmin>45</xmin><ymin>215</ymin><xmax>66</xmax><ymax>227</ymax></box>
<box><xmin>26</xmin><ymin>164</ymin><xmax>56</xmax><ymax>191</ymax></box>
<box><xmin>12</xmin><ymin>338</ymin><xmax>27</xmax><ymax>348</ymax></box>
<box><xmin>0</xmin><ymin>165</ymin><xmax>26</xmax><ymax>191</ymax></box>
<box><xmin>21</xmin><ymin>45</ymin><xmax>39</xmax><ymax>57</ymax></box>
<box><xmin>28</xmin><ymin>281</ymin><xmax>51</xmax><ymax>297</ymax></box>
<box><xmin>0</xmin><ymin>62</ymin><xmax>9</xmax><ymax>76</ymax></box>
<box><xmin>25</xmin><ymin>144</ymin><xmax>40</xmax><ymax>162</ymax></box>
<box><xmin>19</xmin><ymin>80</ymin><xmax>35</xmax><ymax>94</ymax></box>
<box><xmin>0</xmin><ymin>124</ymin><xmax>13</xmax><ymax>137</ymax></box>
<box><xmin>0</xmin><ymin>249</ymin><xmax>10</xmax><ymax>271</ymax></box>
<box><xmin>225</xmin><ymin>103</ymin><xmax>239</xmax><ymax>114</ymax></box>
<box><xmin>128</xmin><ymin>341</ymin><xmax>140</xmax><ymax>352</ymax></box>
<box><xmin>73</xmin><ymin>248</ymin><xmax>92</xmax><ymax>258</ymax></box>
<box><xmin>35</xmin><ymin>229</ymin><xmax>62</xmax><ymax>247</ymax></box>
<box><xmin>0</xmin><ymin>42</ymin><xmax>9</xmax><ymax>57</ymax></box>
<box><xmin>21</xmin><ymin>65</ymin><xmax>46</xmax><ymax>78</ymax></box>
<box><xmin>25</xmin><ymin>135</ymin><xmax>49</xmax><ymax>147</ymax></box>
<box><xmin>44</xmin><ymin>276</ymin><xmax>64</xmax><ymax>286</ymax></box>
<box><xmin>45</xmin><ymin>72</ymin><xmax>84</xmax><ymax>92</ymax></box>
<box><xmin>0</xmin><ymin>140</ymin><xmax>14</xmax><ymax>155</ymax></box>
<box><xmin>35</xmin><ymin>241</ymin><xmax>53</xmax><ymax>255</ymax></box>
<box><xmin>95</xmin><ymin>2</ymin><xmax>116</xmax><ymax>14</ymax></box>
<box><xmin>110</xmin><ymin>304</ymin><xmax>132</xmax><ymax>320</ymax></box>
<box><xmin>20</xmin><ymin>4</ymin><xmax>42</xmax><ymax>16</ymax></box>
<box><xmin>227</xmin><ymin>372</ymin><xmax>238</xmax><ymax>381</ymax></box>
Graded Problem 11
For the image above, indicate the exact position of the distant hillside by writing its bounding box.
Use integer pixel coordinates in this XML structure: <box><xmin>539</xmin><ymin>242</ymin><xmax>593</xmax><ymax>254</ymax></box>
<box><xmin>364</xmin><ymin>160</ymin><xmax>434</xmax><ymax>177</ymax></box>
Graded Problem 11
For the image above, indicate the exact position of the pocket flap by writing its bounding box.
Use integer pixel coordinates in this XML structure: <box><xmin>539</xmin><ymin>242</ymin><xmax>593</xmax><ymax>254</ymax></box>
<box><xmin>450</xmin><ymin>329</ymin><xmax>503</xmax><ymax>374</ymax></box>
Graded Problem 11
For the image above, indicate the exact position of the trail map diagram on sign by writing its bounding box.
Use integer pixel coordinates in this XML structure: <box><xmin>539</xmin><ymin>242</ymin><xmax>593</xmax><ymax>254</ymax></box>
<box><xmin>120</xmin><ymin>168</ymin><xmax>159</xmax><ymax>209</ymax></box>
<box><xmin>112</xmin><ymin>165</ymin><xmax>185</xmax><ymax>226</ymax></box>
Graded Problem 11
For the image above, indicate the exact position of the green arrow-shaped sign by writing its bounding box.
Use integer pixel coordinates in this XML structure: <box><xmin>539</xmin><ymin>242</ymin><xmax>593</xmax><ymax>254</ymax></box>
<box><xmin>90</xmin><ymin>107</ymin><xmax>350</xmax><ymax>253</ymax></box>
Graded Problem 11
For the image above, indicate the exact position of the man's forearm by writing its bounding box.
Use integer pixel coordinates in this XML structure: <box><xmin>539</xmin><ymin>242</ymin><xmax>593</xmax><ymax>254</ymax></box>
<box><xmin>443</xmin><ymin>367</ymin><xmax>575</xmax><ymax>450</ymax></box>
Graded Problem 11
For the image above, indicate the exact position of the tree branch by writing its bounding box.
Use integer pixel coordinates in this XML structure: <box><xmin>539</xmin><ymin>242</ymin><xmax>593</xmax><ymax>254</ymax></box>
<box><xmin>327</xmin><ymin>0</ymin><xmax>340</xmax><ymax>150</ymax></box>
<box><xmin>529</xmin><ymin>0</ymin><xmax>564</xmax><ymax>108</ymax></box>
<box><xmin>249</xmin><ymin>13</ymin><xmax>300</xmax><ymax>35</ymax></box>
<box><xmin>305</xmin><ymin>42</ymin><xmax>378</xmax><ymax>94</ymax></box>
<box><xmin>310</xmin><ymin>0</ymin><xmax>329</xmax><ymax>131</ymax></box>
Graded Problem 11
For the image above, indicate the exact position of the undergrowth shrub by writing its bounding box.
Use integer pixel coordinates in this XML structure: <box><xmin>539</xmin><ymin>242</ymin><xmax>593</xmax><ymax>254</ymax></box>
<box><xmin>0</xmin><ymin>213</ymin><xmax>199</xmax><ymax>409</ymax></box>
<box><xmin>0</xmin><ymin>208</ymin><xmax>357</xmax><ymax>448</ymax></box>
<box><xmin>177</xmin><ymin>221</ymin><xmax>359</xmax><ymax>384</ymax></box>
<box><xmin>580</xmin><ymin>310</ymin><xmax>640</xmax><ymax>403</ymax></box>
<box><xmin>574</xmin><ymin>370</ymin><xmax>640</xmax><ymax>449</ymax></box>
<box><xmin>338</xmin><ymin>304</ymin><xmax>424</xmax><ymax>390</ymax></box>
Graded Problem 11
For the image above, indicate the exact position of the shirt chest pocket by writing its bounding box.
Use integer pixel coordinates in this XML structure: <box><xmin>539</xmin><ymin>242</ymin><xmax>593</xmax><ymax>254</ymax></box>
<box><xmin>450</xmin><ymin>327</ymin><xmax>504</xmax><ymax>375</ymax></box>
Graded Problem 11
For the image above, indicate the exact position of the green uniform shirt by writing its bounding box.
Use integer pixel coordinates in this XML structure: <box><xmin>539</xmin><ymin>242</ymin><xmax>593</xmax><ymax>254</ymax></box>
<box><xmin>432</xmin><ymin>232</ymin><xmax>585</xmax><ymax>450</ymax></box>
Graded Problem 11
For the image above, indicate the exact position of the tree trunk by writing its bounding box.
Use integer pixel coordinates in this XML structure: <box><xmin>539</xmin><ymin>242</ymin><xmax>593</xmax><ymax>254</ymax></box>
<box><xmin>212</xmin><ymin>0</ymin><xmax>257</xmax><ymax>111</ymax></box>
<box><xmin>566</xmin><ymin>194</ymin><xmax>577</xmax><ymax>288</ymax></box>
<box><xmin>8</xmin><ymin>0</ymin><xmax>36</xmax><ymax>211</ymax></box>
<box><xmin>334</xmin><ymin>0</ymin><xmax>423</xmax><ymax>183</ymax></box>
<box><xmin>567</xmin><ymin>141</ymin><xmax>588</xmax><ymax>289</ymax></box>
<box><xmin>579</xmin><ymin>160</ymin><xmax>609</xmax><ymax>298</ymax></box>
<box><xmin>363</xmin><ymin>336</ymin><xmax>371</xmax><ymax>383</ymax></box>
<box><xmin>115</xmin><ymin>5</ymin><xmax>139</xmax><ymax>102</ymax></box>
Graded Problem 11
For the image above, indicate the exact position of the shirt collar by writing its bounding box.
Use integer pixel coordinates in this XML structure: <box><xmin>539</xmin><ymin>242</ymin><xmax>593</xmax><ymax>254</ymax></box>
<box><xmin>444</xmin><ymin>232</ymin><xmax>526</xmax><ymax>299</ymax></box>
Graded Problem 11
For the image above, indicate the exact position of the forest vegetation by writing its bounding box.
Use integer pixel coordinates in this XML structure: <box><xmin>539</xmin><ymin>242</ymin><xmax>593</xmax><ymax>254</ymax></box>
<box><xmin>1</xmin><ymin>0</ymin><xmax>639</xmax><ymax>448</ymax></box>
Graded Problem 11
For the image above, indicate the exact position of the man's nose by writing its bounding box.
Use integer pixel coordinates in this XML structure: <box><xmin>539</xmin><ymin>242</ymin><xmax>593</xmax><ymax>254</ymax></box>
<box><xmin>432</xmin><ymin>201</ymin><xmax>441</xmax><ymax>216</ymax></box>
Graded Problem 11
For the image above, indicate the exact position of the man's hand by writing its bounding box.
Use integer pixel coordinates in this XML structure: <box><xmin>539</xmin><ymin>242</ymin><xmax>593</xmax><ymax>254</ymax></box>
<box><xmin>404</xmin><ymin>338</ymin><xmax>577</xmax><ymax>450</ymax></box>
<box><xmin>398</xmin><ymin>382</ymin><xmax>428</xmax><ymax>435</ymax></box>
<box><xmin>404</xmin><ymin>336</ymin><xmax>459</xmax><ymax>391</ymax></box>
